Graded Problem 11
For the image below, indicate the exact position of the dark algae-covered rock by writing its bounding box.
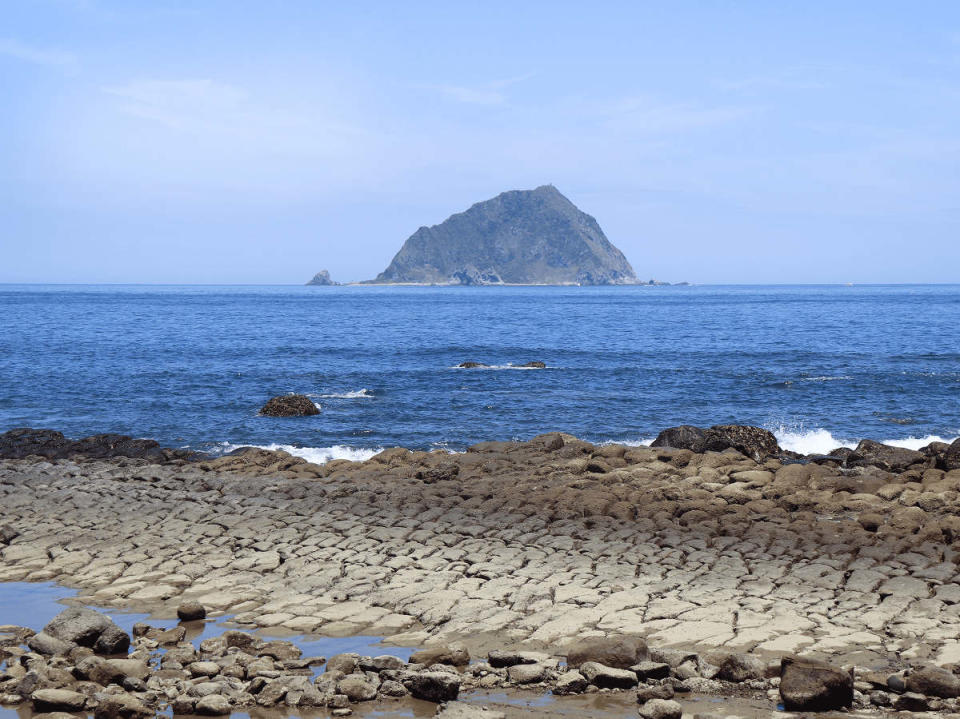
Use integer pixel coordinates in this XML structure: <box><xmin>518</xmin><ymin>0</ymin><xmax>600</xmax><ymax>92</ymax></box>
<box><xmin>371</xmin><ymin>185</ymin><xmax>637</xmax><ymax>285</ymax></box>
<box><xmin>650</xmin><ymin>424</ymin><xmax>779</xmax><ymax>462</ymax></box>
<box><xmin>259</xmin><ymin>394</ymin><xmax>319</xmax><ymax>417</ymax></box>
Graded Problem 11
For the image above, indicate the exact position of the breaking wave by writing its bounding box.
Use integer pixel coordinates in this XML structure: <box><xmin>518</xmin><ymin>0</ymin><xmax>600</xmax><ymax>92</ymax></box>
<box><xmin>219</xmin><ymin>442</ymin><xmax>382</xmax><ymax>464</ymax></box>
<box><xmin>314</xmin><ymin>389</ymin><xmax>375</xmax><ymax>399</ymax></box>
<box><xmin>771</xmin><ymin>425</ymin><xmax>958</xmax><ymax>455</ymax></box>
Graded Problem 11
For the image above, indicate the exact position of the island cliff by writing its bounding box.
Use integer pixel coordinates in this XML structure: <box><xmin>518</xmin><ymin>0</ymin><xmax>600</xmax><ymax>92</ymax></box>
<box><xmin>368</xmin><ymin>185</ymin><xmax>638</xmax><ymax>285</ymax></box>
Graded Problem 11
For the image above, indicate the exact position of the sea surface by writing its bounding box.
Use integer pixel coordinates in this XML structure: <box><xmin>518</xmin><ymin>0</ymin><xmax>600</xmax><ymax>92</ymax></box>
<box><xmin>1</xmin><ymin>284</ymin><xmax>958</xmax><ymax>462</ymax></box>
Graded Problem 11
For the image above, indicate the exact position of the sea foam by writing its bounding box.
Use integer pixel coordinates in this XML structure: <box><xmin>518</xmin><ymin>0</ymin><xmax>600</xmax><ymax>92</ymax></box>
<box><xmin>220</xmin><ymin>442</ymin><xmax>382</xmax><ymax>464</ymax></box>
<box><xmin>315</xmin><ymin>389</ymin><xmax>375</xmax><ymax>399</ymax></box>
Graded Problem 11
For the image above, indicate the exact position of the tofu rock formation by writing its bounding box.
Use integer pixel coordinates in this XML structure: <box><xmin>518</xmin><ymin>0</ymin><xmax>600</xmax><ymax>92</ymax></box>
<box><xmin>371</xmin><ymin>185</ymin><xmax>638</xmax><ymax>285</ymax></box>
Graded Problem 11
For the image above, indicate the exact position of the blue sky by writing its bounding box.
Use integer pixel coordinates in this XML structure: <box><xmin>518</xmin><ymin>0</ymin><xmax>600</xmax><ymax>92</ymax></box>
<box><xmin>2</xmin><ymin>1</ymin><xmax>959</xmax><ymax>283</ymax></box>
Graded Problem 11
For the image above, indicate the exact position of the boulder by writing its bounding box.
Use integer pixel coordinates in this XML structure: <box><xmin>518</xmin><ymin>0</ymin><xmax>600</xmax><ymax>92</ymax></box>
<box><xmin>360</xmin><ymin>655</ymin><xmax>405</xmax><ymax>672</ymax></box>
<box><xmin>507</xmin><ymin>662</ymin><xmax>552</xmax><ymax>684</ymax></box>
<box><xmin>650</xmin><ymin>425</ymin><xmax>707</xmax><ymax>452</ymax></box>
<box><xmin>93</xmin><ymin>624</ymin><xmax>131</xmax><ymax>655</ymax></box>
<box><xmin>631</xmin><ymin>661</ymin><xmax>670</xmax><ymax>681</ymax></box>
<box><xmin>43</xmin><ymin>609</ymin><xmax>128</xmax><ymax>655</ymax></box>
<box><xmin>905</xmin><ymin>665</ymin><xmax>960</xmax><ymax>698</ymax></box>
<box><xmin>847</xmin><ymin>439</ymin><xmax>925</xmax><ymax>472</ymax></box>
<box><xmin>457</xmin><ymin>362</ymin><xmax>487</xmax><ymax>369</ymax></box>
<box><xmin>259</xmin><ymin>394</ymin><xmax>319</xmax><ymax>417</ymax></box>
<box><xmin>779</xmin><ymin>655</ymin><xmax>852</xmax><ymax>711</ymax></box>
<box><xmin>177</xmin><ymin>601</ymin><xmax>206</xmax><ymax>622</ymax></box>
<box><xmin>636</xmin><ymin>684</ymin><xmax>675</xmax><ymax>703</ymax></box>
<box><xmin>93</xmin><ymin>693</ymin><xmax>152</xmax><ymax>719</ymax></box>
<box><xmin>337</xmin><ymin>675</ymin><xmax>378</xmax><ymax>702</ymax></box>
<box><xmin>487</xmin><ymin>650</ymin><xmax>547</xmax><ymax>668</ymax></box>
<box><xmin>717</xmin><ymin>652</ymin><xmax>766</xmax><ymax>682</ymax></box>
<box><xmin>410</xmin><ymin>644</ymin><xmax>470</xmax><ymax>667</ymax></box>
<box><xmin>894</xmin><ymin>692</ymin><xmax>930</xmax><ymax>712</ymax></box>
<box><xmin>638</xmin><ymin>698</ymin><xmax>683</xmax><ymax>719</ymax></box>
<box><xmin>326</xmin><ymin>653</ymin><xmax>360</xmax><ymax>675</ymax></box>
<box><xmin>195</xmin><ymin>695</ymin><xmax>232</xmax><ymax>715</ymax></box>
<box><xmin>553</xmin><ymin>670</ymin><xmax>588</xmax><ymax>695</ymax></box>
<box><xmin>0</xmin><ymin>524</ymin><xmax>18</xmax><ymax>545</ymax></box>
<box><xmin>519</xmin><ymin>361</ymin><xmax>546</xmax><ymax>369</ymax></box>
<box><xmin>566</xmin><ymin>636</ymin><xmax>648</xmax><ymax>669</ymax></box>
<box><xmin>944</xmin><ymin>438</ymin><xmax>960</xmax><ymax>471</ymax></box>
<box><xmin>32</xmin><ymin>689</ymin><xmax>87</xmax><ymax>712</ymax></box>
<box><xmin>578</xmin><ymin>661</ymin><xmax>639</xmax><ymax>688</ymax></box>
<box><xmin>407</xmin><ymin>672</ymin><xmax>461</xmax><ymax>702</ymax></box>
<box><xmin>27</xmin><ymin>632</ymin><xmax>75</xmax><ymax>656</ymax></box>
<box><xmin>701</xmin><ymin>425</ymin><xmax>780</xmax><ymax>462</ymax></box>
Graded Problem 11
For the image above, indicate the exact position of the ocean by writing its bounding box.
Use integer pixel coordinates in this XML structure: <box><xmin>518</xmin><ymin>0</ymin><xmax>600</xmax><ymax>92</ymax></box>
<box><xmin>1</xmin><ymin>284</ymin><xmax>958</xmax><ymax>463</ymax></box>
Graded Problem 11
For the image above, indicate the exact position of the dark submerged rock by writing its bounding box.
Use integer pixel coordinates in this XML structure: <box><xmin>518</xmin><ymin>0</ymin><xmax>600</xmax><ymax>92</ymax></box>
<box><xmin>457</xmin><ymin>362</ymin><xmax>488</xmax><ymax>369</ymax></box>
<box><xmin>519</xmin><ymin>361</ymin><xmax>546</xmax><ymax>368</ymax></box>
<box><xmin>259</xmin><ymin>394</ymin><xmax>319</xmax><ymax>417</ymax></box>
<box><xmin>0</xmin><ymin>428</ymin><xmax>193</xmax><ymax>462</ymax></box>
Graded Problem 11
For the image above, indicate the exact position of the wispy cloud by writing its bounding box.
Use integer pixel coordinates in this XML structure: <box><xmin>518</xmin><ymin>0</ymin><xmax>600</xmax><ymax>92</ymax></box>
<box><xmin>430</xmin><ymin>72</ymin><xmax>536</xmax><ymax>106</ymax></box>
<box><xmin>717</xmin><ymin>67</ymin><xmax>829</xmax><ymax>92</ymax></box>
<box><xmin>0</xmin><ymin>38</ymin><xmax>77</xmax><ymax>69</ymax></box>
<box><xmin>601</xmin><ymin>95</ymin><xmax>755</xmax><ymax>134</ymax></box>
<box><xmin>102</xmin><ymin>79</ymin><xmax>248</xmax><ymax>129</ymax></box>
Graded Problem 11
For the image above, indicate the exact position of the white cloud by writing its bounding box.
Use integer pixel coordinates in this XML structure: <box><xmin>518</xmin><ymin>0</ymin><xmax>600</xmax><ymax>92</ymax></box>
<box><xmin>429</xmin><ymin>72</ymin><xmax>535</xmax><ymax>105</ymax></box>
<box><xmin>602</xmin><ymin>95</ymin><xmax>755</xmax><ymax>134</ymax></box>
<box><xmin>0</xmin><ymin>38</ymin><xmax>77</xmax><ymax>69</ymax></box>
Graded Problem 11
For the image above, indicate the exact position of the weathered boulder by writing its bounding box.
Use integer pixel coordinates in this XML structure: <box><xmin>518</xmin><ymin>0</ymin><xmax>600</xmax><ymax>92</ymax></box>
<box><xmin>337</xmin><ymin>675</ymin><xmax>378</xmax><ymax>702</ymax></box>
<box><xmin>487</xmin><ymin>650</ymin><xmax>547</xmax><ymax>668</ymax></box>
<box><xmin>566</xmin><ymin>636</ymin><xmax>648</xmax><ymax>669</ymax></box>
<box><xmin>519</xmin><ymin>361</ymin><xmax>546</xmax><ymax>369</ymax></box>
<box><xmin>905</xmin><ymin>665</ymin><xmax>960</xmax><ymax>698</ymax></box>
<box><xmin>93</xmin><ymin>693</ymin><xmax>152</xmax><ymax>719</ymax></box>
<box><xmin>506</xmin><ymin>662</ymin><xmax>552</xmax><ymax>684</ymax></box>
<box><xmin>457</xmin><ymin>362</ymin><xmax>488</xmax><ymax>369</ymax></box>
<box><xmin>717</xmin><ymin>652</ymin><xmax>766</xmax><ymax>682</ymax></box>
<box><xmin>195</xmin><ymin>695</ymin><xmax>232</xmax><ymax>715</ymax></box>
<box><xmin>779</xmin><ymin>656</ymin><xmax>853</xmax><ymax>711</ymax></box>
<box><xmin>847</xmin><ymin>439</ymin><xmax>925</xmax><ymax>472</ymax></box>
<box><xmin>410</xmin><ymin>644</ymin><xmax>470</xmax><ymax>667</ymax></box>
<box><xmin>944</xmin><ymin>438</ymin><xmax>960</xmax><ymax>471</ymax></box>
<box><xmin>650</xmin><ymin>425</ymin><xmax>707</xmax><ymax>452</ymax></box>
<box><xmin>32</xmin><ymin>689</ymin><xmax>87</xmax><ymax>712</ymax></box>
<box><xmin>701</xmin><ymin>425</ymin><xmax>780</xmax><ymax>462</ymax></box>
<box><xmin>43</xmin><ymin>609</ymin><xmax>128</xmax><ymax>655</ymax></box>
<box><xmin>0</xmin><ymin>524</ymin><xmax>18</xmax><ymax>545</ymax></box>
<box><xmin>579</xmin><ymin>661</ymin><xmax>638</xmax><ymax>688</ymax></box>
<box><xmin>177</xmin><ymin>601</ymin><xmax>206</xmax><ymax>622</ymax></box>
<box><xmin>631</xmin><ymin>661</ymin><xmax>670</xmax><ymax>681</ymax></box>
<box><xmin>259</xmin><ymin>394</ymin><xmax>319</xmax><ymax>417</ymax></box>
<box><xmin>636</xmin><ymin>684</ymin><xmax>675</xmax><ymax>703</ymax></box>
<box><xmin>407</xmin><ymin>672</ymin><xmax>461</xmax><ymax>702</ymax></box>
<box><xmin>27</xmin><ymin>631</ymin><xmax>75</xmax><ymax>656</ymax></box>
<box><xmin>553</xmin><ymin>670</ymin><xmax>588</xmax><ymax>695</ymax></box>
<box><xmin>638</xmin><ymin>698</ymin><xmax>682</xmax><ymax>719</ymax></box>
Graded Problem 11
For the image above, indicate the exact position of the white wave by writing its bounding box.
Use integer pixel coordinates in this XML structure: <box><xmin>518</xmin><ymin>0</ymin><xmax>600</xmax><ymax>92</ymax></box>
<box><xmin>219</xmin><ymin>442</ymin><xmax>381</xmax><ymax>464</ymax></box>
<box><xmin>773</xmin><ymin>427</ymin><xmax>855</xmax><ymax>455</ymax></box>
<box><xmin>603</xmin><ymin>438</ymin><xmax>655</xmax><ymax>447</ymax></box>
<box><xmin>315</xmin><ymin>389</ymin><xmax>374</xmax><ymax>399</ymax></box>
<box><xmin>772</xmin><ymin>425</ymin><xmax>959</xmax><ymax>455</ymax></box>
<box><xmin>796</xmin><ymin>375</ymin><xmax>852</xmax><ymax>382</ymax></box>
<box><xmin>879</xmin><ymin>435</ymin><xmax>958</xmax><ymax>451</ymax></box>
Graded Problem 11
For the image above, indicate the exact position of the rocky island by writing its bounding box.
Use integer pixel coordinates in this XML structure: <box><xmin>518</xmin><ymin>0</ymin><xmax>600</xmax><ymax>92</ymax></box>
<box><xmin>365</xmin><ymin>185</ymin><xmax>638</xmax><ymax>286</ymax></box>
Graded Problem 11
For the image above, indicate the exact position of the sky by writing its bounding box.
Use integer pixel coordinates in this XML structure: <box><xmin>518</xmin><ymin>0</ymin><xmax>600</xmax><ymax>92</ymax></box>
<box><xmin>1</xmin><ymin>1</ymin><xmax>959</xmax><ymax>284</ymax></box>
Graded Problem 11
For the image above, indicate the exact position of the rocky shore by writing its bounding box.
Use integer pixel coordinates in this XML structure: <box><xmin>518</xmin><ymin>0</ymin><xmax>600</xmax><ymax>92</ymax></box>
<box><xmin>3</xmin><ymin>426</ymin><xmax>960</xmax><ymax>716</ymax></box>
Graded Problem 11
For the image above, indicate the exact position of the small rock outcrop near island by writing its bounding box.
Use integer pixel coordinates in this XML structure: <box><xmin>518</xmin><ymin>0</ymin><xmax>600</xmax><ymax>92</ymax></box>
<box><xmin>369</xmin><ymin>185</ymin><xmax>639</xmax><ymax>285</ymax></box>
<box><xmin>306</xmin><ymin>270</ymin><xmax>337</xmax><ymax>286</ymax></box>
<box><xmin>259</xmin><ymin>394</ymin><xmax>319</xmax><ymax>417</ymax></box>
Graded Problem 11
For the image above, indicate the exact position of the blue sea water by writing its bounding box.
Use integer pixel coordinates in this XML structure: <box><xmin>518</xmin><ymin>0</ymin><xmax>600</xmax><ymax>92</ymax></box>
<box><xmin>1</xmin><ymin>284</ymin><xmax>958</xmax><ymax>461</ymax></box>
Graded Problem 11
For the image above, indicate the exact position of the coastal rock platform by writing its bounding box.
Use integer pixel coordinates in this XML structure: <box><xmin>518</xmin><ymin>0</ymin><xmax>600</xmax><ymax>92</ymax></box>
<box><xmin>2</xmin><ymin>431</ymin><xmax>960</xmax><ymax>674</ymax></box>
